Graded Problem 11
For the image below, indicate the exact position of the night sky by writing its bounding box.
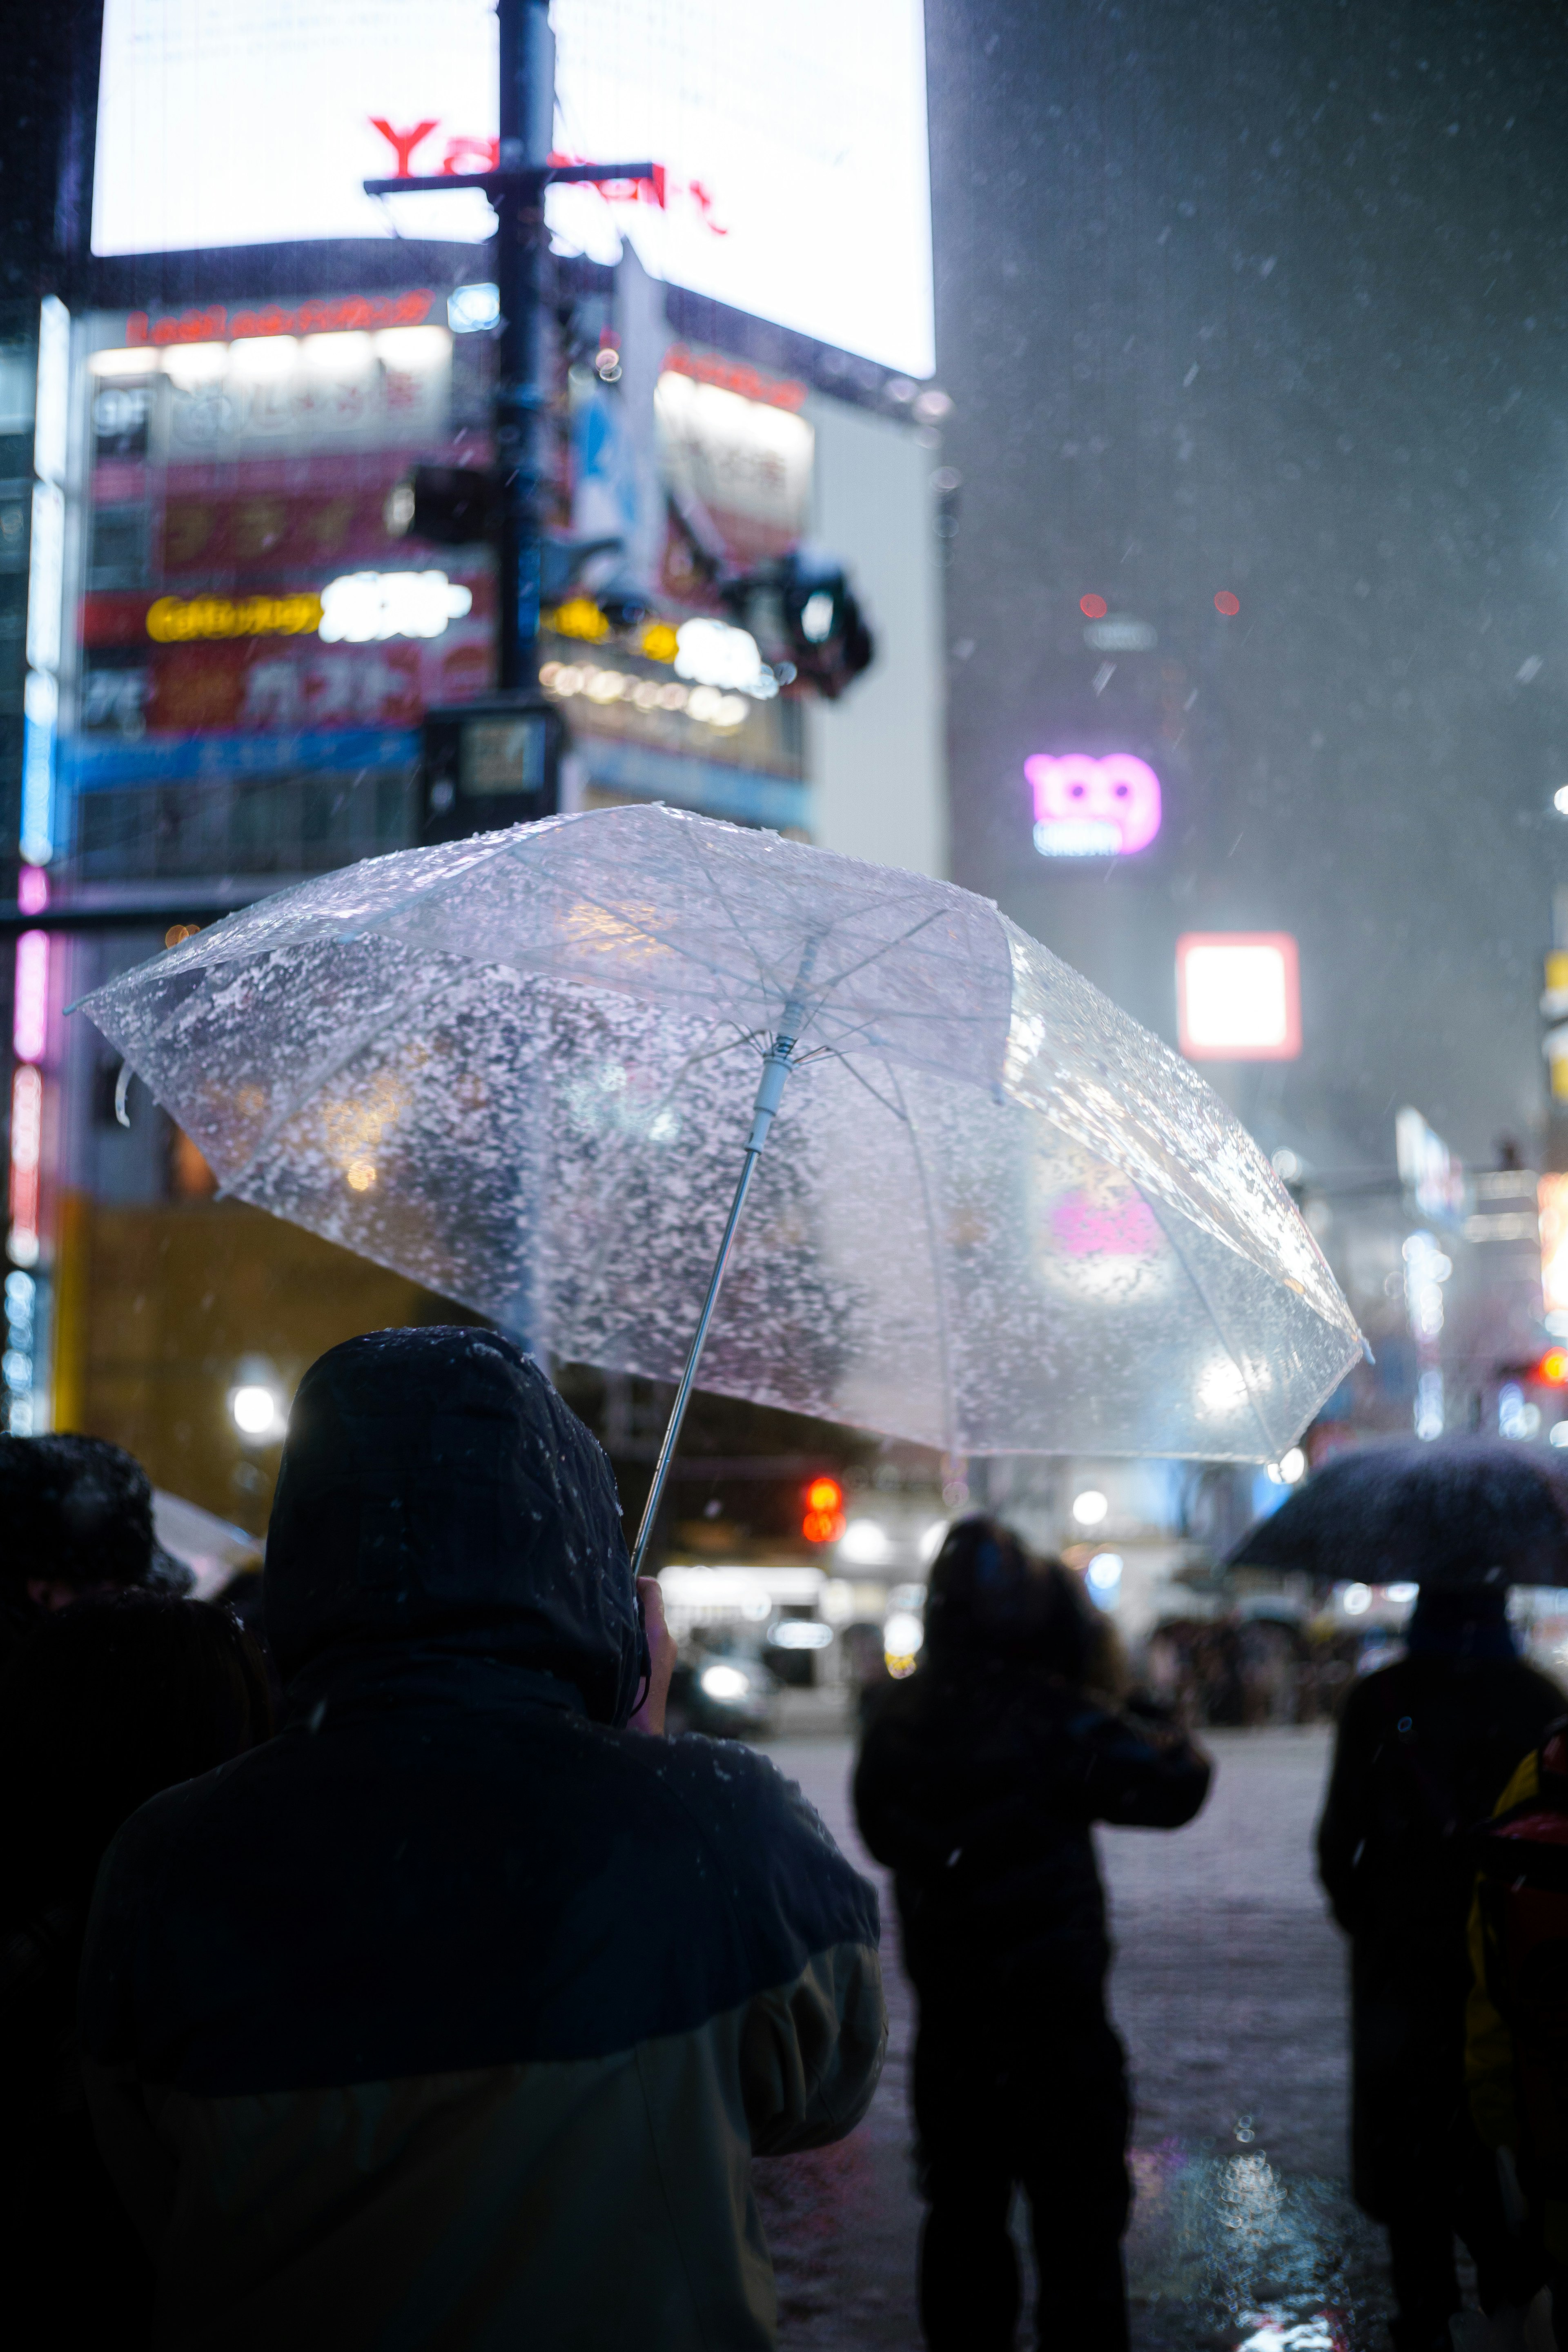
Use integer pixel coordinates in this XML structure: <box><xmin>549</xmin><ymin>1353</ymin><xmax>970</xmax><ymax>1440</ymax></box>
<box><xmin>927</xmin><ymin>0</ymin><xmax>1568</xmax><ymax>1169</ymax></box>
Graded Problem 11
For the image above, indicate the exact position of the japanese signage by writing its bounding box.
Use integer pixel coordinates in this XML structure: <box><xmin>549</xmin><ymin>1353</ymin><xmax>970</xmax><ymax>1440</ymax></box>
<box><xmin>92</xmin><ymin>0</ymin><xmax>933</xmax><ymax>376</ymax></box>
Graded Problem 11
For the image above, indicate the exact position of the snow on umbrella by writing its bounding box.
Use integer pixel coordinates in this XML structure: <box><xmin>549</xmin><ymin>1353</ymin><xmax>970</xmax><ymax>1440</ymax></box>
<box><xmin>78</xmin><ymin>803</ymin><xmax>1361</xmax><ymax>1565</ymax></box>
<box><xmin>1227</xmin><ymin>1439</ymin><xmax>1568</xmax><ymax>1587</ymax></box>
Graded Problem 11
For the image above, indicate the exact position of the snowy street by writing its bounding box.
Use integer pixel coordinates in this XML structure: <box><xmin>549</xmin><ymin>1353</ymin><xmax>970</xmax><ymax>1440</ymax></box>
<box><xmin>757</xmin><ymin>1727</ymin><xmax>1394</xmax><ymax>2352</ymax></box>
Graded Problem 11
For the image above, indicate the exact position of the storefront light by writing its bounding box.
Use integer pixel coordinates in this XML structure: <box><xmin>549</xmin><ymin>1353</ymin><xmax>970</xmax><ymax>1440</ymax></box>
<box><xmin>7</xmin><ymin>1065</ymin><xmax>43</xmax><ymax>1266</ymax></box>
<box><xmin>448</xmin><ymin>284</ymin><xmax>501</xmax><ymax>334</ymax></box>
<box><xmin>13</xmin><ymin>931</ymin><xmax>49</xmax><ymax>1064</ymax></box>
<box><xmin>226</xmin><ymin>334</ymin><xmax>300</xmax><ymax>378</ymax></box>
<box><xmin>158</xmin><ymin>341</ymin><xmax>229</xmax><ymax>387</ymax></box>
<box><xmin>318</xmin><ymin>570</ymin><xmax>472</xmax><ymax>643</ymax></box>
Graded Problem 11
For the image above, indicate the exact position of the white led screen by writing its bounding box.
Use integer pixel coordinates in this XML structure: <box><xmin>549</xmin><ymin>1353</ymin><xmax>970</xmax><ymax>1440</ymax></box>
<box><xmin>92</xmin><ymin>0</ymin><xmax>935</xmax><ymax>378</ymax></box>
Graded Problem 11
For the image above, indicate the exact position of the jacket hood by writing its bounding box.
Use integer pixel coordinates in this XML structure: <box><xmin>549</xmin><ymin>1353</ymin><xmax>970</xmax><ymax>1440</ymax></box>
<box><xmin>265</xmin><ymin>1328</ymin><xmax>642</xmax><ymax>1724</ymax></box>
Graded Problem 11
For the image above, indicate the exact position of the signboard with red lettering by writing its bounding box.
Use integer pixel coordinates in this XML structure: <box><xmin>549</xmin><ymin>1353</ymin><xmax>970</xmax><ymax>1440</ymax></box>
<box><xmin>93</xmin><ymin>0</ymin><xmax>933</xmax><ymax>376</ymax></box>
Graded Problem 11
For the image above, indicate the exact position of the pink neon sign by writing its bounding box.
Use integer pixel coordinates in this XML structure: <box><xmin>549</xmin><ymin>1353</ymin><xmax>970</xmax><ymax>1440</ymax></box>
<box><xmin>1027</xmin><ymin>753</ymin><xmax>1163</xmax><ymax>858</ymax></box>
<box><xmin>12</xmin><ymin>931</ymin><xmax>49</xmax><ymax>1065</ymax></box>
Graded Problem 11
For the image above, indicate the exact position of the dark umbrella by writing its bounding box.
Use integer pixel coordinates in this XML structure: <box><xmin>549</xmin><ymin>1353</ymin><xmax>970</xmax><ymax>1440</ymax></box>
<box><xmin>1227</xmin><ymin>1439</ymin><xmax>1568</xmax><ymax>1588</ymax></box>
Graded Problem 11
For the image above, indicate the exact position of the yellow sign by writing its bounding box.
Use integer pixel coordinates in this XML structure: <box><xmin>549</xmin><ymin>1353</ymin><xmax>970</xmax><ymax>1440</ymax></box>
<box><xmin>146</xmin><ymin>592</ymin><xmax>323</xmax><ymax>642</ymax></box>
<box><xmin>547</xmin><ymin>596</ymin><xmax>612</xmax><ymax>644</ymax></box>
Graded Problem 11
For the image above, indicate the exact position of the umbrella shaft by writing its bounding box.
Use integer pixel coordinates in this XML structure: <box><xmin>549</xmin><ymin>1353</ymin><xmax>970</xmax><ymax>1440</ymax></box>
<box><xmin>630</xmin><ymin>1024</ymin><xmax>801</xmax><ymax>1579</ymax></box>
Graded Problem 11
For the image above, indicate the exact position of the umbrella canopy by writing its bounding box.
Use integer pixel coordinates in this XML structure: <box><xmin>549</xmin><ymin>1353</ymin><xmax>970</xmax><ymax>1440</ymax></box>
<box><xmin>78</xmin><ymin>804</ymin><xmax>1360</xmax><ymax>1461</ymax></box>
<box><xmin>1227</xmin><ymin>1439</ymin><xmax>1568</xmax><ymax>1586</ymax></box>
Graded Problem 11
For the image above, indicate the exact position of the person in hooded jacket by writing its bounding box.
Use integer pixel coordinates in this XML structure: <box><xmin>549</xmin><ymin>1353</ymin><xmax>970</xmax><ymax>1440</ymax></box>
<box><xmin>79</xmin><ymin>1327</ymin><xmax>885</xmax><ymax>2352</ymax></box>
<box><xmin>1317</xmin><ymin>1577</ymin><xmax>1564</xmax><ymax>2352</ymax></box>
<box><xmin>0</xmin><ymin>1593</ymin><xmax>271</xmax><ymax>2349</ymax></box>
<box><xmin>853</xmin><ymin>1516</ymin><xmax>1211</xmax><ymax>2352</ymax></box>
<box><xmin>0</xmin><ymin>1433</ymin><xmax>190</xmax><ymax>1670</ymax></box>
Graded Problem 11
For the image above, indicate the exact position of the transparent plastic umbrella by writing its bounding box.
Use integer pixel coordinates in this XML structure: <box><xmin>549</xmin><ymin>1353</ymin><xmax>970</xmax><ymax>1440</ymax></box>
<box><xmin>78</xmin><ymin>803</ymin><xmax>1362</xmax><ymax>1564</ymax></box>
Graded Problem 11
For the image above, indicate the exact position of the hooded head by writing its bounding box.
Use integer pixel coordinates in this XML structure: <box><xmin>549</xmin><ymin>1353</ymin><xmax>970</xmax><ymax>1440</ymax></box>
<box><xmin>0</xmin><ymin>1432</ymin><xmax>187</xmax><ymax>1613</ymax></box>
<box><xmin>1405</xmin><ymin>1577</ymin><xmax>1518</xmax><ymax>1663</ymax></box>
<box><xmin>922</xmin><ymin>1512</ymin><xmax>1098</xmax><ymax>1684</ymax></box>
<box><xmin>265</xmin><ymin>1328</ymin><xmax>642</xmax><ymax>1725</ymax></box>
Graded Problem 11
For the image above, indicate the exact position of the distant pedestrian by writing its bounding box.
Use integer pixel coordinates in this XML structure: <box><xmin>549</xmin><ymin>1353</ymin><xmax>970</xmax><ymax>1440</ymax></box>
<box><xmin>0</xmin><ymin>1594</ymin><xmax>271</xmax><ymax>2348</ymax></box>
<box><xmin>0</xmin><ymin>1433</ymin><xmax>189</xmax><ymax>1669</ymax></box>
<box><xmin>1466</xmin><ymin>1713</ymin><xmax>1568</xmax><ymax>2343</ymax></box>
<box><xmin>854</xmin><ymin>1515</ymin><xmax>1211</xmax><ymax>2352</ymax></box>
<box><xmin>1317</xmin><ymin>1577</ymin><xmax>1562</xmax><ymax>2352</ymax></box>
<box><xmin>80</xmin><ymin>1328</ymin><xmax>886</xmax><ymax>2349</ymax></box>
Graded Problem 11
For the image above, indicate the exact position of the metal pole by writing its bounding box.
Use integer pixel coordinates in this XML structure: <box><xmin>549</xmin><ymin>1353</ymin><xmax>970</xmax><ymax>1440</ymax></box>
<box><xmin>495</xmin><ymin>0</ymin><xmax>553</xmax><ymax>691</ymax></box>
<box><xmin>629</xmin><ymin>1010</ymin><xmax>806</xmax><ymax>1578</ymax></box>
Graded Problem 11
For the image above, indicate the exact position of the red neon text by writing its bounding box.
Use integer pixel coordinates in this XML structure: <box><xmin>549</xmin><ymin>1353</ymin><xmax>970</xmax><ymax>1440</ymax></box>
<box><xmin>125</xmin><ymin>291</ymin><xmax>438</xmax><ymax>349</ymax></box>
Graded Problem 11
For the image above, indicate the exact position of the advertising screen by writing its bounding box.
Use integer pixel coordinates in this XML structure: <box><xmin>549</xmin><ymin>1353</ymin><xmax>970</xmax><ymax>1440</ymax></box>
<box><xmin>92</xmin><ymin>0</ymin><xmax>935</xmax><ymax>378</ymax></box>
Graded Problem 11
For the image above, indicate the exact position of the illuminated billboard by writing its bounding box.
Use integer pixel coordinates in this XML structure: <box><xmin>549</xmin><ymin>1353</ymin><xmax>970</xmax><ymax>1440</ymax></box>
<box><xmin>92</xmin><ymin>0</ymin><xmax>935</xmax><ymax>378</ymax></box>
<box><xmin>1176</xmin><ymin>933</ymin><xmax>1302</xmax><ymax>1061</ymax></box>
<box><xmin>1027</xmin><ymin>753</ymin><xmax>1162</xmax><ymax>858</ymax></box>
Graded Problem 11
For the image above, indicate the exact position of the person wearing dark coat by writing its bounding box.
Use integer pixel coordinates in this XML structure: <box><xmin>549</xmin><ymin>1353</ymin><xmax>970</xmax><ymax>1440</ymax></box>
<box><xmin>0</xmin><ymin>1594</ymin><xmax>272</xmax><ymax>2349</ymax></box>
<box><xmin>0</xmin><ymin>1432</ymin><xmax>190</xmax><ymax>1670</ymax></box>
<box><xmin>79</xmin><ymin>1327</ymin><xmax>886</xmax><ymax>2350</ymax></box>
<box><xmin>1316</xmin><ymin>1578</ymin><xmax>1564</xmax><ymax>2352</ymax></box>
<box><xmin>853</xmin><ymin>1516</ymin><xmax>1212</xmax><ymax>2352</ymax></box>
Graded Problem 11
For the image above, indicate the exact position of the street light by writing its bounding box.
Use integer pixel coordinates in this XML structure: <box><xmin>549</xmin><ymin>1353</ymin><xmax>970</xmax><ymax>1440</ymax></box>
<box><xmin>229</xmin><ymin>1383</ymin><xmax>283</xmax><ymax>1441</ymax></box>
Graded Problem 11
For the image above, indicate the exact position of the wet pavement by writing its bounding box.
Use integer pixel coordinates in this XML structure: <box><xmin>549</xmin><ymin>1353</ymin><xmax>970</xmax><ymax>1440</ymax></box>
<box><xmin>755</xmin><ymin>1725</ymin><xmax>1396</xmax><ymax>2352</ymax></box>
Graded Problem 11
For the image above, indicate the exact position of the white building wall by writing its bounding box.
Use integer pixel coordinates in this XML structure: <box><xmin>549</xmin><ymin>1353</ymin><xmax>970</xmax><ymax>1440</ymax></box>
<box><xmin>804</xmin><ymin>395</ymin><xmax>947</xmax><ymax>880</ymax></box>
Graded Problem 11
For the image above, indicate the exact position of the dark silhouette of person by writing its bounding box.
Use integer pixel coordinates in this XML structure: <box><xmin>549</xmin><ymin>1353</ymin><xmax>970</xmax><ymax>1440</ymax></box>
<box><xmin>0</xmin><ymin>1593</ymin><xmax>271</xmax><ymax>2347</ymax></box>
<box><xmin>1317</xmin><ymin>1577</ymin><xmax>1563</xmax><ymax>2352</ymax></box>
<box><xmin>0</xmin><ymin>1433</ymin><xmax>190</xmax><ymax>1669</ymax></box>
<box><xmin>78</xmin><ymin>1328</ymin><xmax>884</xmax><ymax>2347</ymax></box>
<box><xmin>854</xmin><ymin>1515</ymin><xmax>1211</xmax><ymax>2351</ymax></box>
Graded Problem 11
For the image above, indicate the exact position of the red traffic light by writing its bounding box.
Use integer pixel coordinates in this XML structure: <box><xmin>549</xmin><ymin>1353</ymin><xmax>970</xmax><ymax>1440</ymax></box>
<box><xmin>802</xmin><ymin>1476</ymin><xmax>845</xmax><ymax>1544</ymax></box>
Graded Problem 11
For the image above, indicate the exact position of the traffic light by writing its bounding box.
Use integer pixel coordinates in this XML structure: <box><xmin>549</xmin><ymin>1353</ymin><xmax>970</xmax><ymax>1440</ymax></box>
<box><xmin>801</xmin><ymin>1475</ymin><xmax>845</xmax><ymax>1545</ymax></box>
<box><xmin>779</xmin><ymin>552</ymin><xmax>873</xmax><ymax>700</ymax></box>
<box><xmin>386</xmin><ymin>465</ymin><xmax>502</xmax><ymax>548</ymax></box>
<box><xmin>1538</xmin><ymin>1350</ymin><xmax>1568</xmax><ymax>1387</ymax></box>
<box><xmin>421</xmin><ymin>697</ymin><xmax>564</xmax><ymax>844</ymax></box>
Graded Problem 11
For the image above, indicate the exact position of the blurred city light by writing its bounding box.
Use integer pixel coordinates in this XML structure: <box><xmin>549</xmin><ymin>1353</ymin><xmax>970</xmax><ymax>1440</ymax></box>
<box><xmin>674</xmin><ymin>617</ymin><xmax>772</xmax><ymax>694</ymax></box>
<box><xmin>1176</xmin><ymin>934</ymin><xmax>1301</xmax><ymax>1060</ymax></box>
<box><xmin>12</xmin><ymin>931</ymin><xmax>49</xmax><ymax>1063</ymax></box>
<box><xmin>448</xmin><ymin>283</ymin><xmax>501</xmax><ymax>333</ymax></box>
<box><xmin>771</xmin><ymin>1619</ymin><xmax>832</xmax><ymax>1650</ymax></box>
<box><xmin>802</xmin><ymin>1476</ymin><xmax>846</xmax><ymax>1544</ymax></box>
<box><xmin>318</xmin><ymin>571</ymin><xmax>473</xmax><ymax>643</ymax></box>
<box><xmin>229</xmin><ymin>1383</ymin><xmax>283</xmax><ymax>1439</ymax></box>
<box><xmin>1541</xmin><ymin>1175</ymin><xmax>1568</xmax><ymax>1315</ymax></box>
<box><xmin>883</xmin><ymin>1609</ymin><xmax>924</xmax><ymax>1675</ymax></box>
<box><xmin>838</xmin><ymin>1517</ymin><xmax>891</xmax><ymax>1566</ymax></box>
<box><xmin>1086</xmin><ymin>1552</ymin><xmax>1123</xmax><ymax>1607</ymax></box>
<box><xmin>1071</xmin><ymin>1488</ymin><xmax>1109</xmax><ymax>1526</ymax></box>
<box><xmin>1499</xmin><ymin>1382</ymin><xmax>1541</xmax><ymax>1440</ymax></box>
<box><xmin>1027</xmin><ymin>753</ymin><xmax>1162</xmax><ymax>859</ymax></box>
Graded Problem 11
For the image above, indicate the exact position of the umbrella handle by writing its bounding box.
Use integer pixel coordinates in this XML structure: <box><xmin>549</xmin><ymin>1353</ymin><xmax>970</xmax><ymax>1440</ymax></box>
<box><xmin>629</xmin><ymin>1014</ymin><xmax>802</xmax><ymax>1580</ymax></box>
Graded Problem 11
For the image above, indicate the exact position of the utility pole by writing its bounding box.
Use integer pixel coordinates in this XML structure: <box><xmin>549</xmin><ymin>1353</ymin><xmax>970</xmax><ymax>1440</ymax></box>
<box><xmin>494</xmin><ymin>0</ymin><xmax>550</xmax><ymax>690</ymax></box>
<box><xmin>365</xmin><ymin>0</ymin><xmax>650</xmax><ymax>696</ymax></box>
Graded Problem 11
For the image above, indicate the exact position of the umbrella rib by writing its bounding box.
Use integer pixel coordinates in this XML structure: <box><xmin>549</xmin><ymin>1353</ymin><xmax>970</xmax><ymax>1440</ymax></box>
<box><xmin>806</xmin><ymin>903</ymin><xmax>954</xmax><ymax>998</ymax></box>
<box><xmin>817</xmin><ymin>1047</ymin><xmax>912</xmax><ymax>1127</ymax></box>
<box><xmin>880</xmin><ymin>1057</ymin><xmax>960</xmax><ymax>1458</ymax></box>
<box><xmin>1143</xmin><ymin>1192</ymin><xmax>1290</xmax><ymax>1460</ymax></box>
<box><xmin>677</xmin><ymin>826</ymin><xmax>804</xmax><ymax>1009</ymax></box>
